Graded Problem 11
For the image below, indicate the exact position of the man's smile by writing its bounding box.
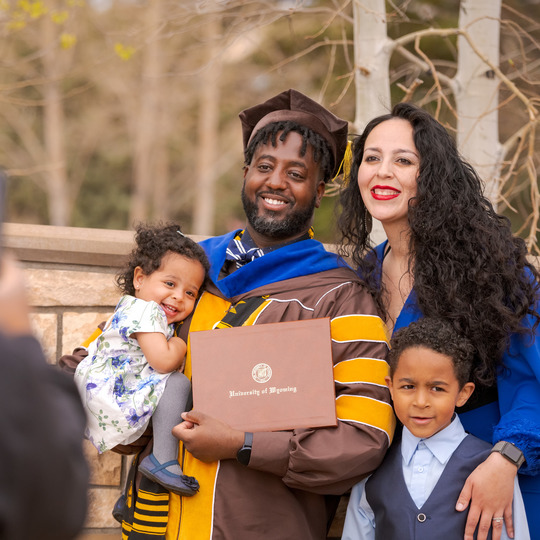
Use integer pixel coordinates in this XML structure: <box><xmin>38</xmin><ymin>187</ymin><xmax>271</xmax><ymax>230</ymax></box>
<box><xmin>258</xmin><ymin>192</ymin><xmax>292</xmax><ymax>211</ymax></box>
<box><xmin>262</xmin><ymin>196</ymin><xmax>287</xmax><ymax>207</ymax></box>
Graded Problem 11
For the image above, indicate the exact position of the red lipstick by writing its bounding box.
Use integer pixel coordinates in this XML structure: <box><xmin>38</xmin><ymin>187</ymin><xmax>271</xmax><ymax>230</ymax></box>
<box><xmin>371</xmin><ymin>185</ymin><xmax>400</xmax><ymax>201</ymax></box>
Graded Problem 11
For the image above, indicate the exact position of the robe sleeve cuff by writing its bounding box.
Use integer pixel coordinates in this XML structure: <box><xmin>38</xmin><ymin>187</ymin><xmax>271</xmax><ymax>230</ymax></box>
<box><xmin>493</xmin><ymin>418</ymin><xmax>540</xmax><ymax>475</ymax></box>
<box><xmin>248</xmin><ymin>431</ymin><xmax>291</xmax><ymax>477</ymax></box>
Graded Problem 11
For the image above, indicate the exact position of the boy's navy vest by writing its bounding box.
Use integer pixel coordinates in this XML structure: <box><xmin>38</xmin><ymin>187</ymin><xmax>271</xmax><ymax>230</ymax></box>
<box><xmin>365</xmin><ymin>433</ymin><xmax>492</xmax><ymax>540</ymax></box>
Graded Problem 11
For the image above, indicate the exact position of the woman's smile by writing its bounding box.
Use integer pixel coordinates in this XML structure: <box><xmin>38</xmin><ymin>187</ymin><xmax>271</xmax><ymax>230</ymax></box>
<box><xmin>371</xmin><ymin>185</ymin><xmax>401</xmax><ymax>200</ymax></box>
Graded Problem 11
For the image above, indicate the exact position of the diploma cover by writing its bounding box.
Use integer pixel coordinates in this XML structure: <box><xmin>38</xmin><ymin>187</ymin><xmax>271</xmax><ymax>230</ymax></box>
<box><xmin>190</xmin><ymin>318</ymin><xmax>337</xmax><ymax>432</ymax></box>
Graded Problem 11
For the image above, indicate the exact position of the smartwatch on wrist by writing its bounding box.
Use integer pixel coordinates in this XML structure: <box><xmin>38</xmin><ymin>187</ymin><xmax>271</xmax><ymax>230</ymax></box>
<box><xmin>491</xmin><ymin>441</ymin><xmax>525</xmax><ymax>469</ymax></box>
<box><xmin>236</xmin><ymin>432</ymin><xmax>253</xmax><ymax>466</ymax></box>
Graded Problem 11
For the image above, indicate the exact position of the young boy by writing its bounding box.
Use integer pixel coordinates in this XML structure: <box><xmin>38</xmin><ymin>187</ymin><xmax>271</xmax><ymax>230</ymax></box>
<box><xmin>342</xmin><ymin>318</ymin><xmax>530</xmax><ymax>540</ymax></box>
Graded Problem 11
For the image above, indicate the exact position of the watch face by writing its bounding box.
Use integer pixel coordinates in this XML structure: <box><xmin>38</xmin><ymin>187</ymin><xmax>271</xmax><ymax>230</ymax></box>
<box><xmin>237</xmin><ymin>448</ymin><xmax>251</xmax><ymax>466</ymax></box>
<box><xmin>237</xmin><ymin>432</ymin><xmax>253</xmax><ymax>466</ymax></box>
<box><xmin>504</xmin><ymin>443</ymin><xmax>523</xmax><ymax>462</ymax></box>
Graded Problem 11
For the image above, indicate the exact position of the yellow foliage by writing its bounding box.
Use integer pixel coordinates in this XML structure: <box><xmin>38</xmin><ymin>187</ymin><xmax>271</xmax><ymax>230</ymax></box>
<box><xmin>114</xmin><ymin>43</ymin><xmax>136</xmax><ymax>61</ymax></box>
<box><xmin>51</xmin><ymin>10</ymin><xmax>69</xmax><ymax>24</ymax></box>
<box><xmin>60</xmin><ymin>32</ymin><xmax>76</xmax><ymax>49</ymax></box>
<box><xmin>66</xmin><ymin>0</ymin><xmax>85</xmax><ymax>6</ymax></box>
<box><xmin>17</xmin><ymin>0</ymin><xmax>47</xmax><ymax>18</ymax></box>
<box><xmin>7</xmin><ymin>19</ymin><xmax>26</xmax><ymax>30</ymax></box>
<box><xmin>0</xmin><ymin>0</ymin><xmax>9</xmax><ymax>12</ymax></box>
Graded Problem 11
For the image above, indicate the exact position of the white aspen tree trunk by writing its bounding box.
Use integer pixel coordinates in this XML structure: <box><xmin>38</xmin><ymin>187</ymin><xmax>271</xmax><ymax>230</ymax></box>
<box><xmin>192</xmin><ymin>11</ymin><xmax>221</xmax><ymax>236</ymax></box>
<box><xmin>42</xmin><ymin>6</ymin><xmax>69</xmax><ymax>226</ymax></box>
<box><xmin>130</xmin><ymin>0</ymin><xmax>164</xmax><ymax>225</ymax></box>
<box><xmin>352</xmin><ymin>0</ymin><xmax>392</xmax><ymax>133</ymax></box>
<box><xmin>352</xmin><ymin>0</ymin><xmax>392</xmax><ymax>244</ymax></box>
<box><xmin>455</xmin><ymin>0</ymin><xmax>503</xmax><ymax>206</ymax></box>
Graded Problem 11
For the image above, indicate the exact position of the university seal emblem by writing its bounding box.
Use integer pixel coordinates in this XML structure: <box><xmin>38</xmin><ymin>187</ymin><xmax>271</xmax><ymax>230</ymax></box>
<box><xmin>252</xmin><ymin>363</ymin><xmax>272</xmax><ymax>384</ymax></box>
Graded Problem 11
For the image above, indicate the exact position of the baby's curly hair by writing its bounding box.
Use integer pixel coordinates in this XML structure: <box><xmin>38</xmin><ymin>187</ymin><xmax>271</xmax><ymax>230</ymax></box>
<box><xmin>388</xmin><ymin>318</ymin><xmax>475</xmax><ymax>388</ymax></box>
<box><xmin>116</xmin><ymin>222</ymin><xmax>210</xmax><ymax>296</ymax></box>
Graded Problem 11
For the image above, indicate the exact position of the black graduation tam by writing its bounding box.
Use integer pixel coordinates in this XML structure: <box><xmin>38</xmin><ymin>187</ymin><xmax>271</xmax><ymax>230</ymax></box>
<box><xmin>239</xmin><ymin>89</ymin><xmax>348</xmax><ymax>178</ymax></box>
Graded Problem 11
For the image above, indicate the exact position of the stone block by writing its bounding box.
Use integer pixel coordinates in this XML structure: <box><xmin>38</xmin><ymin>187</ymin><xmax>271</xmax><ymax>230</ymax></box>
<box><xmin>84</xmin><ymin>440</ymin><xmax>123</xmax><ymax>487</ymax></box>
<box><xmin>85</xmin><ymin>487</ymin><xmax>123</xmax><ymax>529</ymax></box>
<box><xmin>62</xmin><ymin>311</ymin><xmax>113</xmax><ymax>354</ymax></box>
<box><xmin>24</xmin><ymin>268</ymin><xmax>118</xmax><ymax>307</ymax></box>
<box><xmin>29</xmin><ymin>313</ymin><xmax>58</xmax><ymax>364</ymax></box>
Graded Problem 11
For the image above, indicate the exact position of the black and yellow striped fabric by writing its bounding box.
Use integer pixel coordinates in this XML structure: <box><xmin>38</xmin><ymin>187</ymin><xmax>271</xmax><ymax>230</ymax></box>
<box><xmin>122</xmin><ymin>475</ymin><xmax>169</xmax><ymax>539</ymax></box>
<box><xmin>214</xmin><ymin>295</ymin><xmax>269</xmax><ymax>329</ymax></box>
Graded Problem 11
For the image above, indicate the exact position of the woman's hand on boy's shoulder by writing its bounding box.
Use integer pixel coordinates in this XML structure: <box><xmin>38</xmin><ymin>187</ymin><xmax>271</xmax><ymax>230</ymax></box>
<box><xmin>456</xmin><ymin>451</ymin><xmax>517</xmax><ymax>540</ymax></box>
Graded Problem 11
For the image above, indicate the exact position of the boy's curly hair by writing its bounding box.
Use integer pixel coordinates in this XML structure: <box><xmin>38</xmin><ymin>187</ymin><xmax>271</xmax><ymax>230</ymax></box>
<box><xmin>388</xmin><ymin>318</ymin><xmax>475</xmax><ymax>388</ymax></box>
<box><xmin>116</xmin><ymin>222</ymin><xmax>210</xmax><ymax>296</ymax></box>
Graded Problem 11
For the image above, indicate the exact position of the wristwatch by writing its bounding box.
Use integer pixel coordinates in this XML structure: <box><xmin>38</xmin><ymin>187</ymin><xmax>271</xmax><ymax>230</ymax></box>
<box><xmin>491</xmin><ymin>441</ymin><xmax>525</xmax><ymax>469</ymax></box>
<box><xmin>236</xmin><ymin>432</ymin><xmax>253</xmax><ymax>466</ymax></box>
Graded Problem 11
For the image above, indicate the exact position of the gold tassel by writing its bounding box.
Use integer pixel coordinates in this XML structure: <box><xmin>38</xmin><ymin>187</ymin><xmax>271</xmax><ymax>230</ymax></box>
<box><xmin>330</xmin><ymin>140</ymin><xmax>353</xmax><ymax>185</ymax></box>
<box><xmin>342</xmin><ymin>140</ymin><xmax>353</xmax><ymax>185</ymax></box>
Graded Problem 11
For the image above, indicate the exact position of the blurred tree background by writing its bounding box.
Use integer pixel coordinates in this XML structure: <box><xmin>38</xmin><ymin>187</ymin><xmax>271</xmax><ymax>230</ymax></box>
<box><xmin>1</xmin><ymin>0</ymin><xmax>539</xmax><ymax>251</ymax></box>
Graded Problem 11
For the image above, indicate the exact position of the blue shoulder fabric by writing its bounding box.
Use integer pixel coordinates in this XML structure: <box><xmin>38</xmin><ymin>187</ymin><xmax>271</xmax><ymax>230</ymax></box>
<box><xmin>200</xmin><ymin>231</ymin><xmax>347</xmax><ymax>298</ymax></box>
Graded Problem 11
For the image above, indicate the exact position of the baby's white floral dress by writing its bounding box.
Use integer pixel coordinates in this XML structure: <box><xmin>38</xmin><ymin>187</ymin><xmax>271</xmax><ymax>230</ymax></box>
<box><xmin>75</xmin><ymin>295</ymin><xmax>174</xmax><ymax>453</ymax></box>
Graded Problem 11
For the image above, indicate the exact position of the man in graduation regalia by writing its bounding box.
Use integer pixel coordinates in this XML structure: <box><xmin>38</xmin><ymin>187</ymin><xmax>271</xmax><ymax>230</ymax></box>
<box><xmin>158</xmin><ymin>89</ymin><xmax>395</xmax><ymax>540</ymax></box>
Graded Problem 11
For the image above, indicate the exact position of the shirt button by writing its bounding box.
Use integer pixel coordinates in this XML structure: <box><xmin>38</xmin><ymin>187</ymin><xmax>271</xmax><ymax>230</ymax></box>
<box><xmin>417</xmin><ymin>513</ymin><xmax>427</xmax><ymax>523</ymax></box>
<box><xmin>417</xmin><ymin>466</ymin><xmax>424</xmax><ymax>472</ymax></box>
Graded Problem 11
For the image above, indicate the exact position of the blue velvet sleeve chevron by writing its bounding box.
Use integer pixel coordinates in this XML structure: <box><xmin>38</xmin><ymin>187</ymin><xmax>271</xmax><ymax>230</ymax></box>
<box><xmin>494</xmin><ymin>418</ymin><xmax>540</xmax><ymax>476</ymax></box>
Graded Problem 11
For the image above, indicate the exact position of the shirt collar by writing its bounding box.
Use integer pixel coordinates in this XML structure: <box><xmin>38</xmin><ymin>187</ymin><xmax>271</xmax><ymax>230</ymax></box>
<box><xmin>241</xmin><ymin>228</ymin><xmax>313</xmax><ymax>253</ymax></box>
<box><xmin>401</xmin><ymin>414</ymin><xmax>467</xmax><ymax>466</ymax></box>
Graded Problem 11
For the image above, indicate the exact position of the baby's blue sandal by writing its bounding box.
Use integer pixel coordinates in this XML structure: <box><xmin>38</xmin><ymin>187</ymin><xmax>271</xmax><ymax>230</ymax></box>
<box><xmin>139</xmin><ymin>453</ymin><xmax>199</xmax><ymax>496</ymax></box>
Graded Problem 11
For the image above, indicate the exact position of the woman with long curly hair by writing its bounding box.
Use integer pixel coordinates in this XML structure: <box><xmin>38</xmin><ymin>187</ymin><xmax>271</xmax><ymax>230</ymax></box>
<box><xmin>337</xmin><ymin>103</ymin><xmax>540</xmax><ymax>540</ymax></box>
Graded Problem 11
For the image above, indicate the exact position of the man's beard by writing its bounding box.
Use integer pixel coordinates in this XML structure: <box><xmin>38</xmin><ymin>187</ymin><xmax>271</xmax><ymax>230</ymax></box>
<box><xmin>241</xmin><ymin>187</ymin><xmax>317</xmax><ymax>241</ymax></box>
